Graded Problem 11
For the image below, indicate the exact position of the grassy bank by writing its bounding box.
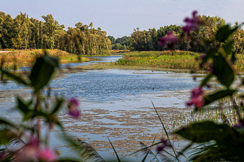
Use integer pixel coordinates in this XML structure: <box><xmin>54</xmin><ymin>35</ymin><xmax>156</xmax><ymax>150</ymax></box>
<box><xmin>114</xmin><ymin>51</ymin><xmax>244</xmax><ymax>71</ymax></box>
<box><xmin>114</xmin><ymin>51</ymin><xmax>199</xmax><ymax>69</ymax></box>
<box><xmin>0</xmin><ymin>49</ymin><xmax>90</xmax><ymax>69</ymax></box>
<box><xmin>110</xmin><ymin>50</ymin><xmax>130</xmax><ymax>53</ymax></box>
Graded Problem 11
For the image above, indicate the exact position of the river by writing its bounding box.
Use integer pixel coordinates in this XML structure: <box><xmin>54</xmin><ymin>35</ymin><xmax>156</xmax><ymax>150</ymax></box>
<box><xmin>0</xmin><ymin>55</ymin><xmax>200</xmax><ymax>161</ymax></box>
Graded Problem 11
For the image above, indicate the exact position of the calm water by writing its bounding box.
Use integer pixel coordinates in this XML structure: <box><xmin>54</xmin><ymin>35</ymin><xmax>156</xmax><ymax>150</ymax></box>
<box><xmin>0</xmin><ymin>55</ymin><xmax>199</xmax><ymax>161</ymax></box>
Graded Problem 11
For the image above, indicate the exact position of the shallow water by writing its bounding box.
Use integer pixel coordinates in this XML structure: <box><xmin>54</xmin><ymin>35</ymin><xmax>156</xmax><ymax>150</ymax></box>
<box><xmin>0</xmin><ymin>56</ymin><xmax>199</xmax><ymax>161</ymax></box>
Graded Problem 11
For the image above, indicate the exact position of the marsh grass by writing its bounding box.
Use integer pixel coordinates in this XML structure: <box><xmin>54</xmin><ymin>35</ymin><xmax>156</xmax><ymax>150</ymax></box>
<box><xmin>0</xmin><ymin>49</ymin><xmax>90</xmax><ymax>69</ymax></box>
<box><xmin>115</xmin><ymin>51</ymin><xmax>244</xmax><ymax>71</ymax></box>
<box><xmin>110</xmin><ymin>50</ymin><xmax>130</xmax><ymax>53</ymax></box>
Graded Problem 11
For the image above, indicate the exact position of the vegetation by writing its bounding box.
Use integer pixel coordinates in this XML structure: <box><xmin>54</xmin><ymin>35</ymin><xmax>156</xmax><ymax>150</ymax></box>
<box><xmin>1</xmin><ymin>9</ymin><xmax>244</xmax><ymax>161</ymax></box>
<box><xmin>108</xmin><ymin>36</ymin><xmax>130</xmax><ymax>50</ymax></box>
<box><xmin>0</xmin><ymin>49</ymin><xmax>90</xmax><ymax>69</ymax></box>
<box><xmin>0</xmin><ymin>12</ymin><xmax>111</xmax><ymax>55</ymax></box>
<box><xmin>115</xmin><ymin>51</ymin><xmax>244</xmax><ymax>72</ymax></box>
<box><xmin>129</xmin><ymin>16</ymin><xmax>244</xmax><ymax>53</ymax></box>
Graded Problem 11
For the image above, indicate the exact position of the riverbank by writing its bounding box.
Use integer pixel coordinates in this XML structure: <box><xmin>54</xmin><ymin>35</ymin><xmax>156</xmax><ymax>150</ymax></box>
<box><xmin>0</xmin><ymin>49</ymin><xmax>91</xmax><ymax>69</ymax></box>
<box><xmin>72</xmin><ymin>62</ymin><xmax>207</xmax><ymax>74</ymax></box>
<box><xmin>113</xmin><ymin>51</ymin><xmax>244</xmax><ymax>72</ymax></box>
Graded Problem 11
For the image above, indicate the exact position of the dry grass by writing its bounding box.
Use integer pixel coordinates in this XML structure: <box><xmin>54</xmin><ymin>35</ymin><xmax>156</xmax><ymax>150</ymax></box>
<box><xmin>0</xmin><ymin>49</ymin><xmax>90</xmax><ymax>69</ymax></box>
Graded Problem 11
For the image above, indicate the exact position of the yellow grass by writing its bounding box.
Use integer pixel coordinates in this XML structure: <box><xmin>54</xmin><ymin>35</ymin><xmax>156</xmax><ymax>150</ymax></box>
<box><xmin>0</xmin><ymin>49</ymin><xmax>90</xmax><ymax>69</ymax></box>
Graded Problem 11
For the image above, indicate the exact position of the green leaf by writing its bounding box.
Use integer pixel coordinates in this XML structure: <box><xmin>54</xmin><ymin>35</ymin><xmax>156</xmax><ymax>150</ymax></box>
<box><xmin>57</xmin><ymin>158</ymin><xmax>81</xmax><ymax>162</ymax></box>
<box><xmin>174</xmin><ymin>121</ymin><xmax>237</xmax><ymax>144</ymax></box>
<box><xmin>0</xmin><ymin>118</ymin><xmax>17</xmax><ymax>129</ymax></box>
<box><xmin>215</xmin><ymin>25</ymin><xmax>238</xmax><ymax>42</ymax></box>
<box><xmin>203</xmin><ymin>39</ymin><xmax>213</xmax><ymax>45</ymax></box>
<box><xmin>212</xmin><ymin>52</ymin><xmax>235</xmax><ymax>88</ymax></box>
<box><xmin>51</xmin><ymin>98</ymin><xmax>64</xmax><ymax>115</ymax></box>
<box><xmin>61</xmin><ymin>132</ymin><xmax>82</xmax><ymax>155</ymax></box>
<box><xmin>55</xmin><ymin>120</ymin><xmax>64</xmax><ymax>130</ymax></box>
<box><xmin>200</xmin><ymin>73</ymin><xmax>213</xmax><ymax>88</ymax></box>
<box><xmin>77</xmin><ymin>139</ymin><xmax>105</xmax><ymax>162</ymax></box>
<box><xmin>0</xmin><ymin>69</ymin><xmax>29</xmax><ymax>86</ymax></box>
<box><xmin>151</xmin><ymin>102</ymin><xmax>178</xmax><ymax>160</ymax></box>
<box><xmin>203</xmin><ymin>89</ymin><xmax>237</xmax><ymax>106</ymax></box>
<box><xmin>29</xmin><ymin>55</ymin><xmax>59</xmax><ymax>92</ymax></box>
<box><xmin>17</xmin><ymin>97</ymin><xmax>30</xmax><ymax>114</ymax></box>
<box><xmin>200</xmin><ymin>48</ymin><xmax>217</xmax><ymax>67</ymax></box>
<box><xmin>222</xmin><ymin>40</ymin><xmax>235</xmax><ymax>57</ymax></box>
<box><xmin>108</xmin><ymin>137</ymin><xmax>120</xmax><ymax>162</ymax></box>
<box><xmin>230</xmin><ymin>53</ymin><xmax>237</xmax><ymax>65</ymax></box>
<box><xmin>0</xmin><ymin>128</ymin><xmax>19</xmax><ymax>145</ymax></box>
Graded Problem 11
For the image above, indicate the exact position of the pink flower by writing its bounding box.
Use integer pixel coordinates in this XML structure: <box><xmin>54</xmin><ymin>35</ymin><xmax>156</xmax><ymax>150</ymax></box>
<box><xmin>37</xmin><ymin>148</ymin><xmax>57</xmax><ymax>162</ymax></box>
<box><xmin>67</xmin><ymin>98</ymin><xmax>81</xmax><ymax>119</ymax></box>
<box><xmin>68</xmin><ymin>109</ymin><xmax>81</xmax><ymax>119</ymax></box>
<box><xmin>156</xmin><ymin>138</ymin><xmax>172</xmax><ymax>153</ymax></box>
<box><xmin>159</xmin><ymin>31</ymin><xmax>178</xmax><ymax>46</ymax></box>
<box><xmin>186</xmin><ymin>87</ymin><xmax>204</xmax><ymax>108</ymax></box>
<box><xmin>29</xmin><ymin>135</ymin><xmax>40</xmax><ymax>146</ymax></box>
<box><xmin>0</xmin><ymin>152</ymin><xmax>6</xmax><ymax>161</ymax></box>
<box><xmin>15</xmin><ymin>135</ymin><xmax>40</xmax><ymax>161</ymax></box>
<box><xmin>182</xmin><ymin>10</ymin><xmax>200</xmax><ymax>33</ymax></box>
<box><xmin>15</xmin><ymin>145</ymin><xmax>39</xmax><ymax>161</ymax></box>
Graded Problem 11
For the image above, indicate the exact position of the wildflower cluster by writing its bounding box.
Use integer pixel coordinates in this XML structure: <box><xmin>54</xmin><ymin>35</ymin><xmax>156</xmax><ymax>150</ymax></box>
<box><xmin>182</xmin><ymin>11</ymin><xmax>200</xmax><ymax>33</ymax></box>
<box><xmin>157</xmin><ymin>10</ymin><xmax>244</xmax><ymax>161</ymax></box>
<box><xmin>186</xmin><ymin>87</ymin><xmax>204</xmax><ymax>108</ymax></box>
<box><xmin>0</xmin><ymin>52</ymin><xmax>83</xmax><ymax>162</ymax></box>
<box><xmin>67</xmin><ymin>97</ymin><xmax>81</xmax><ymax>119</ymax></box>
<box><xmin>15</xmin><ymin>136</ymin><xmax>57</xmax><ymax>162</ymax></box>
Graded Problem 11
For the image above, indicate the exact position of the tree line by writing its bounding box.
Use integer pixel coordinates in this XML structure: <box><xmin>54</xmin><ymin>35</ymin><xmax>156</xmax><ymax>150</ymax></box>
<box><xmin>0</xmin><ymin>12</ymin><xmax>111</xmax><ymax>55</ymax></box>
<box><xmin>108</xmin><ymin>36</ymin><xmax>130</xmax><ymax>50</ymax></box>
<box><xmin>110</xmin><ymin>15</ymin><xmax>244</xmax><ymax>53</ymax></box>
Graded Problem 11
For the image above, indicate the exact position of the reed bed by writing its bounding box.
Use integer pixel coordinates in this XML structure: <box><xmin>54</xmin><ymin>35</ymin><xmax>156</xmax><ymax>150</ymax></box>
<box><xmin>115</xmin><ymin>51</ymin><xmax>199</xmax><ymax>70</ymax></box>
<box><xmin>110</xmin><ymin>50</ymin><xmax>130</xmax><ymax>53</ymax></box>
<box><xmin>0</xmin><ymin>49</ymin><xmax>90</xmax><ymax>69</ymax></box>
<box><xmin>115</xmin><ymin>51</ymin><xmax>244</xmax><ymax>71</ymax></box>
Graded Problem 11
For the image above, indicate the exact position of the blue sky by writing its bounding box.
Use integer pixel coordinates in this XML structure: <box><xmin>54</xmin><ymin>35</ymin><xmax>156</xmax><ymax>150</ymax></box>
<box><xmin>1</xmin><ymin>0</ymin><xmax>244</xmax><ymax>38</ymax></box>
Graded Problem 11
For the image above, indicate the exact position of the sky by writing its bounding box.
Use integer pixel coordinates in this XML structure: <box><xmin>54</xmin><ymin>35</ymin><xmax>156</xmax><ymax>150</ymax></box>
<box><xmin>1</xmin><ymin>0</ymin><xmax>244</xmax><ymax>38</ymax></box>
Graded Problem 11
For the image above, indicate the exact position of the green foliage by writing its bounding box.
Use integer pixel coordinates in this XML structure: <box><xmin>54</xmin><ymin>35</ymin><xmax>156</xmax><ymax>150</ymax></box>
<box><xmin>109</xmin><ymin>36</ymin><xmax>130</xmax><ymax>50</ymax></box>
<box><xmin>174</xmin><ymin>121</ymin><xmax>235</xmax><ymax>143</ymax></box>
<box><xmin>171</xmin><ymin>16</ymin><xmax>244</xmax><ymax>161</ymax></box>
<box><xmin>0</xmin><ymin>128</ymin><xmax>18</xmax><ymax>145</ymax></box>
<box><xmin>29</xmin><ymin>55</ymin><xmax>59</xmax><ymax>92</ymax></box>
<box><xmin>212</xmin><ymin>52</ymin><xmax>235</xmax><ymax>88</ymax></box>
<box><xmin>0</xmin><ymin>12</ymin><xmax>111</xmax><ymax>55</ymax></box>
<box><xmin>203</xmin><ymin>89</ymin><xmax>237</xmax><ymax>107</ymax></box>
<box><xmin>215</xmin><ymin>25</ymin><xmax>238</xmax><ymax>42</ymax></box>
<box><xmin>129</xmin><ymin>16</ymin><xmax>244</xmax><ymax>53</ymax></box>
<box><xmin>174</xmin><ymin>121</ymin><xmax>244</xmax><ymax>161</ymax></box>
<box><xmin>0</xmin><ymin>69</ymin><xmax>30</xmax><ymax>86</ymax></box>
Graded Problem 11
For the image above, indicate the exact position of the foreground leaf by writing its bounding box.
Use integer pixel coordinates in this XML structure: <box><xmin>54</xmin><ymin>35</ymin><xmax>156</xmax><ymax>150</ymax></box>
<box><xmin>203</xmin><ymin>89</ymin><xmax>237</xmax><ymax>106</ymax></box>
<box><xmin>77</xmin><ymin>139</ymin><xmax>105</xmax><ymax>162</ymax></box>
<box><xmin>29</xmin><ymin>55</ymin><xmax>59</xmax><ymax>92</ymax></box>
<box><xmin>0</xmin><ymin>69</ymin><xmax>29</xmax><ymax>86</ymax></box>
<box><xmin>174</xmin><ymin>121</ymin><xmax>238</xmax><ymax>144</ymax></box>
<box><xmin>222</xmin><ymin>40</ymin><xmax>235</xmax><ymax>57</ymax></box>
<box><xmin>212</xmin><ymin>52</ymin><xmax>235</xmax><ymax>88</ymax></box>
<box><xmin>215</xmin><ymin>25</ymin><xmax>238</xmax><ymax>42</ymax></box>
